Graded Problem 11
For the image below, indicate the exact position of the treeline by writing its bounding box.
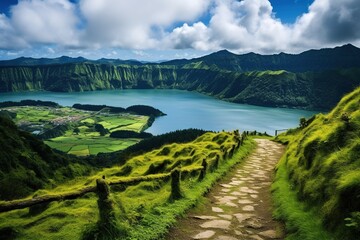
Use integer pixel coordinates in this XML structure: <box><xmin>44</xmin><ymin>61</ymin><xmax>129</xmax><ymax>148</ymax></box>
<box><xmin>0</xmin><ymin>100</ymin><xmax>59</xmax><ymax>108</ymax></box>
<box><xmin>72</xmin><ymin>103</ymin><xmax>165</xmax><ymax>116</ymax></box>
<box><xmin>91</xmin><ymin>128</ymin><xmax>208</xmax><ymax>166</ymax></box>
<box><xmin>110</xmin><ymin>130</ymin><xmax>153</xmax><ymax>139</ymax></box>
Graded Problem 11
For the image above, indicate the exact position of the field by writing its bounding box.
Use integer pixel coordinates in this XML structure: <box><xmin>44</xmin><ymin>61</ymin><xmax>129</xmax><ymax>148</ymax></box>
<box><xmin>5</xmin><ymin>106</ymin><xmax>150</xmax><ymax>156</ymax></box>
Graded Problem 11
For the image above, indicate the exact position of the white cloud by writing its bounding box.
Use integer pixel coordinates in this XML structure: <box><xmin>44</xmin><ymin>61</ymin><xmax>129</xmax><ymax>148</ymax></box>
<box><xmin>79</xmin><ymin>0</ymin><xmax>210</xmax><ymax>49</ymax></box>
<box><xmin>0</xmin><ymin>0</ymin><xmax>359</xmax><ymax>58</ymax></box>
<box><xmin>10</xmin><ymin>0</ymin><xmax>79</xmax><ymax>46</ymax></box>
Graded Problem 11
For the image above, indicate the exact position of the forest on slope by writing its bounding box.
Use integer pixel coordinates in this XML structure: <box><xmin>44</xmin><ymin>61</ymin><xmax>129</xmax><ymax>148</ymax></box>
<box><xmin>1</xmin><ymin>44</ymin><xmax>360</xmax><ymax>110</ymax></box>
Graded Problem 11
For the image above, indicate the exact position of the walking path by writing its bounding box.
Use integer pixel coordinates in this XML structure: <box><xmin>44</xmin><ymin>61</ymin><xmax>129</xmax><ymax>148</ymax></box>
<box><xmin>165</xmin><ymin>139</ymin><xmax>285</xmax><ymax>240</ymax></box>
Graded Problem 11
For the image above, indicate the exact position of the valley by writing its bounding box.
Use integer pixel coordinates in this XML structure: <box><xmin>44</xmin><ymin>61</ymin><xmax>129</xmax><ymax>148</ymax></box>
<box><xmin>0</xmin><ymin>44</ymin><xmax>359</xmax><ymax>240</ymax></box>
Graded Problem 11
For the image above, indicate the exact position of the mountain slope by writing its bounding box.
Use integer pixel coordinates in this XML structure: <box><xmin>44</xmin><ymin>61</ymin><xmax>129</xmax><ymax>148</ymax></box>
<box><xmin>274</xmin><ymin>87</ymin><xmax>360</xmax><ymax>239</ymax></box>
<box><xmin>1</xmin><ymin>44</ymin><xmax>360</xmax><ymax>110</ymax></box>
<box><xmin>0</xmin><ymin>116</ymin><xmax>92</xmax><ymax>200</ymax></box>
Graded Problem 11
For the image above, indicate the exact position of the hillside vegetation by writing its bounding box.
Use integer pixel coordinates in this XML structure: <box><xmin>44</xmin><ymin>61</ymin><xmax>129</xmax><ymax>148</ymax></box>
<box><xmin>0</xmin><ymin>130</ymin><xmax>254</xmax><ymax>240</ymax></box>
<box><xmin>0</xmin><ymin>116</ymin><xmax>93</xmax><ymax>200</ymax></box>
<box><xmin>273</xmin><ymin>87</ymin><xmax>360</xmax><ymax>239</ymax></box>
<box><xmin>1</xmin><ymin>44</ymin><xmax>360</xmax><ymax>110</ymax></box>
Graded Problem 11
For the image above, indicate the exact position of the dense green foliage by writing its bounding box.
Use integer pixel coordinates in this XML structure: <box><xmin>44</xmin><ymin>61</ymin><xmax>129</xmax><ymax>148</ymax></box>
<box><xmin>0</xmin><ymin>116</ymin><xmax>93</xmax><ymax>200</ymax></box>
<box><xmin>273</xmin><ymin>87</ymin><xmax>360</xmax><ymax>239</ymax></box>
<box><xmin>0</xmin><ymin>100</ymin><xmax>59</xmax><ymax>108</ymax></box>
<box><xmin>110</xmin><ymin>130</ymin><xmax>152</xmax><ymax>139</ymax></box>
<box><xmin>1</xmin><ymin>44</ymin><xmax>360</xmax><ymax>110</ymax></box>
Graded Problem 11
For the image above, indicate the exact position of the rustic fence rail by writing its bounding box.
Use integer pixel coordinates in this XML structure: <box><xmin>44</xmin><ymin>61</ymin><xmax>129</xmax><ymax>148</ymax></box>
<box><xmin>0</xmin><ymin>131</ymin><xmax>248</xmax><ymax>214</ymax></box>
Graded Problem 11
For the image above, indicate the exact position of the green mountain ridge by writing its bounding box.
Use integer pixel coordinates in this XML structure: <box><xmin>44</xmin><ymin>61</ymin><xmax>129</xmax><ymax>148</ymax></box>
<box><xmin>1</xmin><ymin>44</ymin><xmax>360</xmax><ymax>110</ymax></box>
<box><xmin>274</xmin><ymin>87</ymin><xmax>360</xmax><ymax>239</ymax></box>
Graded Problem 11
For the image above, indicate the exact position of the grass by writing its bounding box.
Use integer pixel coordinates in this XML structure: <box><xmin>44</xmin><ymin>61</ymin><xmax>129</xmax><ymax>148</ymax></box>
<box><xmin>0</xmin><ymin>131</ymin><xmax>254</xmax><ymax>240</ymax></box>
<box><xmin>272</xmin><ymin>156</ymin><xmax>333</xmax><ymax>240</ymax></box>
<box><xmin>272</xmin><ymin>87</ymin><xmax>360</xmax><ymax>239</ymax></box>
<box><xmin>5</xmin><ymin>106</ymin><xmax>150</xmax><ymax>156</ymax></box>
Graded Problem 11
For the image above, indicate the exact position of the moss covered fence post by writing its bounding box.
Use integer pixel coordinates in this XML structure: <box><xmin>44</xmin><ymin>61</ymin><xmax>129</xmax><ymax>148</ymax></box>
<box><xmin>169</xmin><ymin>169</ymin><xmax>183</xmax><ymax>201</ymax></box>
<box><xmin>94</xmin><ymin>177</ymin><xmax>120</xmax><ymax>238</ymax></box>
<box><xmin>198</xmin><ymin>158</ymin><xmax>208</xmax><ymax>181</ymax></box>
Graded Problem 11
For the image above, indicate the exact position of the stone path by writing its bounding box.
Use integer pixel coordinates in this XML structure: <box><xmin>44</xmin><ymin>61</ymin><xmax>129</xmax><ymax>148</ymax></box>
<box><xmin>165</xmin><ymin>139</ymin><xmax>285</xmax><ymax>240</ymax></box>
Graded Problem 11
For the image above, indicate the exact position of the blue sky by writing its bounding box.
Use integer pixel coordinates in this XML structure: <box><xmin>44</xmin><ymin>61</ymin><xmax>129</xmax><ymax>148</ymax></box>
<box><xmin>0</xmin><ymin>0</ymin><xmax>359</xmax><ymax>61</ymax></box>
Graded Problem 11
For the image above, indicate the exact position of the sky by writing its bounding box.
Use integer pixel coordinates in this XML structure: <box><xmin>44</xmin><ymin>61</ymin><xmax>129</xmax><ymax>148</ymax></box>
<box><xmin>0</xmin><ymin>0</ymin><xmax>359</xmax><ymax>61</ymax></box>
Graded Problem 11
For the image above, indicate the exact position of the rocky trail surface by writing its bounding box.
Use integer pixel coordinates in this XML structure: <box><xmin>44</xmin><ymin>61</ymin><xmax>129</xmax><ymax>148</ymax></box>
<box><xmin>165</xmin><ymin>139</ymin><xmax>285</xmax><ymax>240</ymax></box>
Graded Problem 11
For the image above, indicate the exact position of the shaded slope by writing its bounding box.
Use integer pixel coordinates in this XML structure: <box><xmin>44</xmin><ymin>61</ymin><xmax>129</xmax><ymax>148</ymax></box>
<box><xmin>0</xmin><ymin>116</ymin><xmax>92</xmax><ymax>200</ymax></box>
<box><xmin>274</xmin><ymin>87</ymin><xmax>360</xmax><ymax>239</ymax></box>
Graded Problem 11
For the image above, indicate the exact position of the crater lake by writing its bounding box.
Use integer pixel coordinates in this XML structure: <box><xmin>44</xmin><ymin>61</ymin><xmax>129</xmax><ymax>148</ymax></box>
<box><xmin>0</xmin><ymin>89</ymin><xmax>318</xmax><ymax>135</ymax></box>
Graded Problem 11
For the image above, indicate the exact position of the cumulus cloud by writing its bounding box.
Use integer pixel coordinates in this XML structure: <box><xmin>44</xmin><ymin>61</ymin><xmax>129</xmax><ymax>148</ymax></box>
<box><xmin>10</xmin><ymin>0</ymin><xmax>79</xmax><ymax>46</ymax></box>
<box><xmin>79</xmin><ymin>0</ymin><xmax>210</xmax><ymax>49</ymax></box>
<box><xmin>164</xmin><ymin>0</ymin><xmax>360</xmax><ymax>54</ymax></box>
<box><xmin>0</xmin><ymin>0</ymin><xmax>359</xmax><ymax>57</ymax></box>
<box><xmin>292</xmin><ymin>0</ymin><xmax>360</xmax><ymax>49</ymax></box>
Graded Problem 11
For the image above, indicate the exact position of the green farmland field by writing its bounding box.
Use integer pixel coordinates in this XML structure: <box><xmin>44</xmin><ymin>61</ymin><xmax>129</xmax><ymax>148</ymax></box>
<box><xmin>5</xmin><ymin>106</ymin><xmax>150</xmax><ymax>156</ymax></box>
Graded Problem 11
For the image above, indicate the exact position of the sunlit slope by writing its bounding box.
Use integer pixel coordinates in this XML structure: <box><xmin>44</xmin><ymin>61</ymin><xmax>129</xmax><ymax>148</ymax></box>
<box><xmin>0</xmin><ymin>131</ymin><xmax>251</xmax><ymax>240</ymax></box>
<box><xmin>274</xmin><ymin>87</ymin><xmax>360</xmax><ymax>239</ymax></box>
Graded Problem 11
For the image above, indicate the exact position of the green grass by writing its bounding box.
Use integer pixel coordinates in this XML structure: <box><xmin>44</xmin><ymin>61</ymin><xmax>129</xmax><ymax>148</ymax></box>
<box><xmin>272</xmin><ymin>156</ymin><xmax>333</xmax><ymax>240</ymax></box>
<box><xmin>273</xmin><ymin>87</ymin><xmax>360</xmax><ymax>239</ymax></box>
<box><xmin>6</xmin><ymin>105</ymin><xmax>150</xmax><ymax>156</ymax></box>
<box><xmin>0</xmin><ymin>131</ymin><xmax>254</xmax><ymax>239</ymax></box>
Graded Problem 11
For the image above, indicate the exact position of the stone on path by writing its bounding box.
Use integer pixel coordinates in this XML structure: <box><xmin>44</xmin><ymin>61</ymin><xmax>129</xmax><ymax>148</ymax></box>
<box><xmin>218</xmin><ymin>214</ymin><xmax>233</xmax><ymax>220</ymax></box>
<box><xmin>200</xmin><ymin>220</ymin><xmax>231</xmax><ymax>230</ymax></box>
<box><xmin>212</xmin><ymin>207</ymin><xmax>224</xmax><ymax>213</ymax></box>
<box><xmin>215</xmin><ymin>236</ymin><xmax>238</xmax><ymax>240</ymax></box>
<box><xmin>245</xmin><ymin>218</ymin><xmax>264</xmax><ymax>229</ymax></box>
<box><xmin>193</xmin><ymin>215</ymin><xmax>218</xmax><ymax>220</ymax></box>
<box><xmin>238</xmin><ymin>199</ymin><xmax>254</xmax><ymax>204</ymax></box>
<box><xmin>250</xmin><ymin>235</ymin><xmax>264</xmax><ymax>240</ymax></box>
<box><xmin>234</xmin><ymin>213</ymin><xmax>253</xmax><ymax>223</ymax></box>
<box><xmin>259</xmin><ymin>229</ymin><xmax>282</xmax><ymax>239</ymax></box>
<box><xmin>242</xmin><ymin>205</ymin><xmax>255</xmax><ymax>211</ymax></box>
<box><xmin>192</xmin><ymin>230</ymin><xmax>216</xmax><ymax>239</ymax></box>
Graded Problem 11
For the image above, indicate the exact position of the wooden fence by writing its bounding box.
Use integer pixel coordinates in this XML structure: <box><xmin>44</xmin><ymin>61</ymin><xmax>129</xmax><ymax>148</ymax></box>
<box><xmin>0</xmin><ymin>131</ymin><xmax>248</xmax><ymax>216</ymax></box>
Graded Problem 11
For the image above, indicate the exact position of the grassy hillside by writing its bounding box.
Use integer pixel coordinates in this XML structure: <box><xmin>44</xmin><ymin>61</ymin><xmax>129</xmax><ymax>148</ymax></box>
<box><xmin>0</xmin><ymin>116</ymin><xmax>93</xmax><ymax>200</ymax></box>
<box><xmin>0</xmin><ymin>130</ymin><xmax>254</xmax><ymax>240</ymax></box>
<box><xmin>273</xmin><ymin>87</ymin><xmax>360</xmax><ymax>239</ymax></box>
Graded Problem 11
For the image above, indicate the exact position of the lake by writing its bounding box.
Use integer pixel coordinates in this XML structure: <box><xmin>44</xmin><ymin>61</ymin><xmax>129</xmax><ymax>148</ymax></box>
<box><xmin>0</xmin><ymin>89</ymin><xmax>318</xmax><ymax>135</ymax></box>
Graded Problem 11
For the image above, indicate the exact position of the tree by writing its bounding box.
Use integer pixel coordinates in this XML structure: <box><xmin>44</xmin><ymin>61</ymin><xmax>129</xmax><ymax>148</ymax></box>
<box><xmin>73</xmin><ymin>127</ymin><xmax>80</xmax><ymax>135</ymax></box>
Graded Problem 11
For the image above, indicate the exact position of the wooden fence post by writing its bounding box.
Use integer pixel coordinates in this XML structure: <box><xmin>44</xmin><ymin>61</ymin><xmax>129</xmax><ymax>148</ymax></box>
<box><xmin>198</xmin><ymin>159</ymin><xmax>208</xmax><ymax>181</ymax></box>
<box><xmin>170</xmin><ymin>169</ymin><xmax>183</xmax><ymax>200</ymax></box>
<box><xmin>95</xmin><ymin>178</ymin><xmax>119</xmax><ymax>238</ymax></box>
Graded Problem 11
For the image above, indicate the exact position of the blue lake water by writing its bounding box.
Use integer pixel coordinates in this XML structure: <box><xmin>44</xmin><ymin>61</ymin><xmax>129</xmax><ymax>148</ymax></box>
<box><xmin>0</xmin><ymin>89</ymin><xmax>318</xmax><ymax>135</ymax></box>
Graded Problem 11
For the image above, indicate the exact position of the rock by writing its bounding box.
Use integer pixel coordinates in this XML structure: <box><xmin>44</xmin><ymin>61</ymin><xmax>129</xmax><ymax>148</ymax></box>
<box><xmin>218</xmin><ymin>214</ymin><xmax>233</xmax><ymax>220</ymax></box>
<box><xmin>200</xmin><ymin>220</ymin><xmax>231</xmax><ymax>230</ymax></box>
<box><xmin>234</xmin><ymin>213</ymin><xmax>253</xmax><ymax>223</ymax></box>
<box><xmin>215</xmin><ymin>236</ymin><xmax>238</xmax><ymax>240</ymax></box>
<box><xmin>259</xmin><ymin>230</ymin><xmax>281</xmax><ymax>239</ymax></box>
<box><xmin>192</xmin><ymin>230</ymin><xmax>216</xmax><ymax>239</ymax></box>
<box><xmin>193</xmin><ymin>215</ymin><xmax>218</xmax><ymax>220</ymax></box>
<box><xmin>238</xmin><ymin>199</ymin><xmax>254</xmax><ymax>204</ymax></box>
<box><xmin>249</xmin><ymin>235</ymin><xmax>264</xmax><ymax>240</ymax></box>
<box><xmin>212</xmin><ymin>207</ymin><xmax>224</xmax><ymax>213</ymax></box>
<box><xmin>245</xmin><ymin>218</ymin><xmax>264</xmax><ymax>229</ymax></box>
<box><xmin>242</xmin><ymin>205</ymin><xmax>255</xmax><ymax>211</ymax></box>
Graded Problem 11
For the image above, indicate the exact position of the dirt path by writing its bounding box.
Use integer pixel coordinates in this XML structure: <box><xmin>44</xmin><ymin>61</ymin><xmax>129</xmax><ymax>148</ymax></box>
<box><xmin>165</xmin><ymin>139</ymin><xmax>285</xmax><ymax>240</ymax></box>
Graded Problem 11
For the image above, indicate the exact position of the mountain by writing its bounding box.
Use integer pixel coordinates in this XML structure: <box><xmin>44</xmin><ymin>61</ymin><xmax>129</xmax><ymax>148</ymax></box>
<box><xmin>0</xmin><ymin>56</ymin><xmax>144</xmax><ymax>67</ymax></box>
<box><xmin>1</xmin><ymin>44</ymin><xmax>360</xmax><ymax>110</ymax></box>
<box><xmin>0</xmin><ymin>115</ymin><xmax>92</xmax><ymax>200</ymax></box>
<box><xmin>165</xmin><ymin>44</ymin><xmax>360</xmax><ymax>72</ymax></box>
<box><xmin>273</xmin><ymin>87</ymin><xmax>360</xmax><ymax>239</ymax></box>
